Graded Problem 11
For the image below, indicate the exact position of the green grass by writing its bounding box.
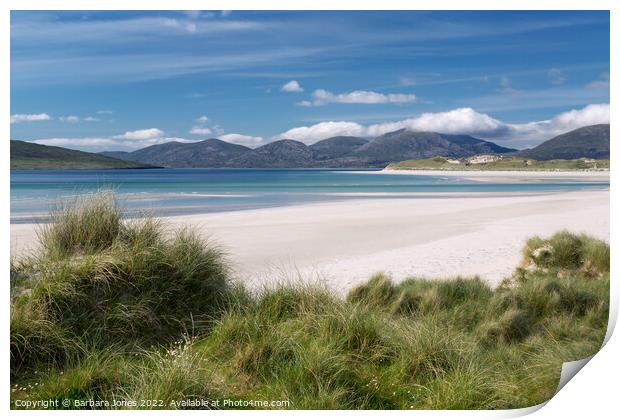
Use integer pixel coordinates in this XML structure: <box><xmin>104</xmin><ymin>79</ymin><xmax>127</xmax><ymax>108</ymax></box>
<box><xmin>387</xmin><ymin>156</ymin><xmax>610</xmax><ymax>171</ymax></box>
<box><xmin>10</xmin><ymin>194</ymin><xmax>609</xmax><ymax>409</ymax></box>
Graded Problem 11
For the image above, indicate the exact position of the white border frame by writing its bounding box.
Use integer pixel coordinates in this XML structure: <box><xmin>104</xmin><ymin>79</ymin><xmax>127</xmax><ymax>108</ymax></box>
<box><xmin>2</xmin><ymin>2</ymin><xmax>615</xmax><ymax>419</ymax></box>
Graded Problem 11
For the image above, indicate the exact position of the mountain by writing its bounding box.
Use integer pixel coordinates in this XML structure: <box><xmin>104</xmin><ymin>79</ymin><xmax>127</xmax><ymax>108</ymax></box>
<box><xmin>309</xmin><ymin>136</ymin><xmax>370</xmax><ymax>160</ymax></box>
<box><xmin>349</xmin><ymin>130</ymin><xmax>516</xmax><ymax>166</ymax></box>
<box><xmin>519</xmin><ymin>124</ymin><xmax>610</xmax><ymax>160</ymax></box>
<box><xmin>440</xmin><ymin>134</ymin><xmax>517</xmax><ymax>154</ymax></box>
<box><xmin>10</xmin><ymin>140</ymin><xmax>156</xmax><ymax>170</ymax></box>
<box><xmin>106</xmin><ymin>139</ymin><xmax>252</xmax><ymax>167</ymax></box>
<box><xmin>227</xmin><ymin>140</ymin><xmax>314</xmax><ymax>167</ymax></box>
<box><xmin>99</xmin><ymin>151</ymin><xmax>131</xmax><ymax>160</ymax></box>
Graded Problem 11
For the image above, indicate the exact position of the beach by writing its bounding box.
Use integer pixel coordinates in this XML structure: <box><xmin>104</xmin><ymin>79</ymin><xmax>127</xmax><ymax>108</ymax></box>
<box><xmin>11</xmin><ymin>183</ymin><xmax>609</xmax><ymax>294</ymax></box>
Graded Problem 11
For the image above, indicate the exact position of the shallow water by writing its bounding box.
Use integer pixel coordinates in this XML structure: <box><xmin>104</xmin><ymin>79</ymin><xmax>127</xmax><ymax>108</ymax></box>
<box><xmin>10</xmin><ymin>168</ymin><xmax>609</xmax><ymax>223</ymax></box>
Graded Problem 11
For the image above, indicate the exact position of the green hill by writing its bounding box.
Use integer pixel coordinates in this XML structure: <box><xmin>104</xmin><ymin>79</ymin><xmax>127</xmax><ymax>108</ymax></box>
<box><xmin>519</xmin><ymin>124</ymin><xmax>610</xmax><ymax>160</ymax></box>
<box><xmin>11</xmin><ymin>140</ymin><xmax>157</xmax><ymax>170</ymax></box>
<box><xmin>387</xmin><ymin>156</ymin><xmax>610</xmax><ymax>171</ymax></box>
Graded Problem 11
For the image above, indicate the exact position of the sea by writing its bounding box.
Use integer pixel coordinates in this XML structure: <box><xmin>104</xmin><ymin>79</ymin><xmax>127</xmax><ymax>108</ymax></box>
<box><xmin>10</xmin><ymin>168</ymin><xmax>609</xmax><ymax>223</ymax></box>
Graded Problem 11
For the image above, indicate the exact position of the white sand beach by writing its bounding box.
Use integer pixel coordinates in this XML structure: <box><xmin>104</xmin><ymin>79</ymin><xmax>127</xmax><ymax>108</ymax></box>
<box><xmin>11</xmin><ymin>185</ymin><xmax>610</xmax><ymax>295</ymax></box>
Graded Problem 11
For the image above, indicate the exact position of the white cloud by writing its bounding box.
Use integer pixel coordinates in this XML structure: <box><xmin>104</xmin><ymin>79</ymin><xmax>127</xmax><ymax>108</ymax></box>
<box><xmin>10</xmin><ymin>113</ymin><xmax>51</xmax><ymax>124</ymax></box>
<box><xmin>586</xmin><ymin>72</ymin><xmax>610</xmax><ymax>90</ymax></box>
<box><xmin>84</xmin><ymin>116</ymin><xmax>100</xmax><ymax>122</ymax></box>
<box><xmin>196</xmin><ymin>115</ymin><xmax>209</xmax><ymax>123</ymax></box>
<box><xmin>113</xmin><ymin>128</ymin><xmax>164</xmax><ymax>140</ymax></box>
<box><xmin>279</xmin><ymin>122</ymin><xmax>366</xmax><ymax>142</ymax></box>
<box><xmin>281</xmin><ymin>80</ymin><xmax>304</xmax><ymax>93</ymax></box>
<box><xmin>32</xmin><ymin>135</ymin><xmax>196</xmax><ymax>152</ymax></box>
<box><xmin>301</xmin><ymin>89</ymin><xmax>417</xmax><ymax>106</ymax></box>
<box><xmin>504</xmin><ymin>103</ymin><xmax>610</xmax><ymax>145</ymax></box>
<box><xmin>278</xmin><ymin>104</ymin><xmax>609</xmax><ymax>148</ymax></box>
<box><xmin>547</xmin><ymin>68</ymin><xmax>567</xmax><ymax>85</ymax></box>
<box><xmin>219</xmin><ymin>133</ymin><xmax>264</xmax><ymax>147</ymax></box>
<box><xmin>97</xmin><ymin>110</ymin><xmax>113</xmax><ymax>114</ymax></box>
<box><xmin>59</xmin><ymin>115</ymin><xmax>80</xmax><ymax>123</ymax></box>
<box><xmin>190</xmin><ymin>126</ymin><xmax>213</xmax><ymax>136</ymax></box>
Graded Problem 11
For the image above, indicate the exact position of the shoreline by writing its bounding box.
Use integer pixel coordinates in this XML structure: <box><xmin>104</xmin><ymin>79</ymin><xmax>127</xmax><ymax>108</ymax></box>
<box><xmin>378</xmin><ymin>168</ymin><xmax>610</xmax><ymax>182</ymax></box>
<box><xmin>11</xmin><ymin>188</ymin><xmax>610</xmax><ymax>294</ymax></box>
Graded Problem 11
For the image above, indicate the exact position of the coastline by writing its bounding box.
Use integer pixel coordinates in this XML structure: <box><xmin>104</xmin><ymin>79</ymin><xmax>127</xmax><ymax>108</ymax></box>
<box><xmin>378</xmin><ymin>168</ymin><xmax>610</xmax><ymax>183</ymax></box>
<box><xmin>11</xmin><ymin>187</ymin><xmax>610</xmax><ymax>294</ymax></box>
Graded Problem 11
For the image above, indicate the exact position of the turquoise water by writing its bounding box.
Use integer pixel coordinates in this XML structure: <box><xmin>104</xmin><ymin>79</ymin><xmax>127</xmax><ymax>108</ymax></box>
<box><xmin>10</xmin><ymin>168</ymin><xmax>609</xmax><ymax>223</ymax></box>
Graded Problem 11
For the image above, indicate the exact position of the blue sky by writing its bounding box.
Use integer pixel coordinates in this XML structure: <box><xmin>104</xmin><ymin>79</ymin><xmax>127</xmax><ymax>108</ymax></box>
<box><xmin>10</xmin><ymin>10</ymin><xmax>610</xmax><ymax>151</ymax></box>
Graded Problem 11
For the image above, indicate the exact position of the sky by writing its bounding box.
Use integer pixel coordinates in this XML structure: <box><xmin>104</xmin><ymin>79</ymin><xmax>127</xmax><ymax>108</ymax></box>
<box><xmin>10</xmin><ymin>10</ymin><xmax>610</xmax><ymax>151</ymax></box>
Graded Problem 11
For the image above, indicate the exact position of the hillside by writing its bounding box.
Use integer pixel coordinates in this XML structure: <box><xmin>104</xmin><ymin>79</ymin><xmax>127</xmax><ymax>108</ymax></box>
<box><xmin>519</xmin><ymin>124</ymin><xmax>610</xmax><ymax>160</ymax></box>
<box><xmin>227</xmin><ymin>139</ymin><xmax>314</xmax><ymax>167</ymax></box>
<box><xmin>387</xmin><ymin>156</ymin><xmax>610</xmax><ymax>171</ymax></box>
<box><xmin>98</xmin><ymin>130</ymin><xmax>515</xmax><ymax>168</ymax></box>
<box><xmin>351</xmin><ymin>129</ymin><xmax>515</xmax><ymax>166</ymax></box>
<box><xmin>309</xmin><ymin>136</ymin><xmax>370</xmax><ymax>160</ymax></box>
<box><xmin>10</xmin><ymin>140</ymin><xmax>156</xmax><ymax>170</ymax></box>
<box><xmin>105</xmin><ymin>139</ymin><xmax>252</xmax><ymax>167</ymax></box>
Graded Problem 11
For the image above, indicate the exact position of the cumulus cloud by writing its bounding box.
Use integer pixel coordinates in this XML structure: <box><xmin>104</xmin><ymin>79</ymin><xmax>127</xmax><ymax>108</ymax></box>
<box><xmin>300</xmin><ymin>89</ymin><xmax>417</xmax><ymax>106</ymax></box>
<box><xmin>547</xmin><ymin>68</ymin><xmax>567</xmax><ymax>85</ymax></box>
<box><xmin>196</xmin><ymin>115</ymin><xmax>209</xmax><ymax>122</ymax></box>
<box><xmin>281</xmin><ymin>80</ymin><xmax>304</xmax><ymax>93</ymax></box>
<box><xmin>278</xmin><ymin>103</ymin><xmax>609</xmax><ymax>148</ymax></box>
<box><xmin>113</xmin><ymin>128</ymin><xmax>165</xmax><ymax>140</ymax></box>
<box><xmin>33</xmin><ymin>135</ymin><xmax>196</xmax><ymax>152</ymax></box>
<box><xmin>84</xmin><ymin>116</ymin><xmax>100</xmax><ymax>122</ymax></box>
<box><xmin>280</xmin><ymin>122</ymin><xmax>366</xmax><ymax>142</ymax></box>
<box><xmin>279</xmin><ymin>108</ymin><xmax>502</xmax><ymax>143</ymax></box>
<box><xmin>59</xmin><ymin>115</ymin><xmax>80</xmax><ymax>123</ymax></box>
<box><xmin>190</xmin><ymin>126</ymin><xmax>213</xmax><ymax>136</ymax></box>
<box><xmin>10</xmin><ymin>113</ymin><xmax>51</xmax><ymax>124</ymax></box>
<box><xmin>504</xmin><ymin>103</ymin><xmax>610</xmax><ymax>145</ymax></box>
<box><xmin>219</xmin><ymin>133</ymin><xmax>264</xmax><ymax>147</ymax></box>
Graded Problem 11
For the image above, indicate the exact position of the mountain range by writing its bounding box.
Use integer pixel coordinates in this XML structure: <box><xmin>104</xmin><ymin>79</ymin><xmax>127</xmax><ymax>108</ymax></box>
<box><xmin>101</xmin><ymin>129</ymin><xmax>518</xmax><ymax>168</ymax></box>
<box><xmin>12</xmin><ymin>124</ymin><xmax>609</xmax><ymax>170</ymax></box>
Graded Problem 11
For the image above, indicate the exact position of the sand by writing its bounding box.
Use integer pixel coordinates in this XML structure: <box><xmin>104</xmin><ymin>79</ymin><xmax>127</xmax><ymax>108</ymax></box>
<box><xmin>11</xmin><ymin>186</ymin><xmax>610</xmax><ymax>295</ymax></box>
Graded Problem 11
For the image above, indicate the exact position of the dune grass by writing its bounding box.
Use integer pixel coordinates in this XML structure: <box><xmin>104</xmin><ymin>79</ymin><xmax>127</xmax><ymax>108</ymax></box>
<box><xmin>10</xmin><ymin>194</ymin><xmax>609</xmax><ymax>409</ymax></box>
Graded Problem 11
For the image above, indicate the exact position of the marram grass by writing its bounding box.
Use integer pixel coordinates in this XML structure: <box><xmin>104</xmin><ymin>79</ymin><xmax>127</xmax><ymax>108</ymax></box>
<box><xmin>10</xmin><ymin>193</ymin><xmax>609</xmax><ymax>409</ymax></box>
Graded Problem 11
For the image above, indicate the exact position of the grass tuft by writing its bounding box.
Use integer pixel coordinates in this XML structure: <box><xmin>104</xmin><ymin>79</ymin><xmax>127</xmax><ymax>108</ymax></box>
<box><xmin>12</xmin><ymin>192</ymin><xmax>233</xmax><ymax>376</ymax></box>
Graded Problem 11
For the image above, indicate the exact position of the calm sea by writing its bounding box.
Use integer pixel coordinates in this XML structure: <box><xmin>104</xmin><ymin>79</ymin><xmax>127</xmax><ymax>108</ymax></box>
<box><xmin>10</xmin><ymin>168</ymin><xmax>609</xmax><ymax>223</ymax></box>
